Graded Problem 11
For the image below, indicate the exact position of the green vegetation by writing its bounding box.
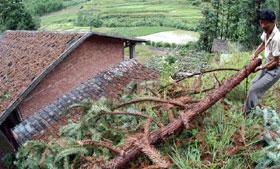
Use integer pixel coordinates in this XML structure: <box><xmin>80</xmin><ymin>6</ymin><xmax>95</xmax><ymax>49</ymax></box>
<box><xmin>22</xmin><ymin>0</ymin><xmax>89</xmax><ymax>16</ymax></box>
<box><xmin>198</xmin><ymin>0</ymin><xmax>280</xmax><ymax>51</ymax></box>
<box><xmin>0</xmin><ymin>0</ymin><xmax>39</xmax><ymax>32</ymax></box>
<box><xmin>40</xmin><ymin>0</ymin><xmax>203</xmax><ymax>33</ymax></box>
<box><xmin>23</xmin><ymin>0</ymin><xmax>64</xmax><ymax>16</ymax></box>
<box><xmin>265</xmin><ymin>0</ymin><xmax>280</xmax><ymax>26</ymax></box>
<box><xmin>0</xmin><ymin>91</ymin><xmax>10</xmax><ymax>102</ymax></box>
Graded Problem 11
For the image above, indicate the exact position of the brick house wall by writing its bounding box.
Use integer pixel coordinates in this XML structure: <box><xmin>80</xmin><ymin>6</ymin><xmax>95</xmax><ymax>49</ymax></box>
<box><xmin>18</xmin><ymin>36</ymin><xmax>124</xmax><ymax>119</ymax></box>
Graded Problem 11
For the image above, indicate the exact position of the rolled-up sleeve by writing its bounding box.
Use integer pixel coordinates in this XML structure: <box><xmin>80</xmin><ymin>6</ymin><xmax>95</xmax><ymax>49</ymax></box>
<box><xmin>272</xmin><ymin>39</ymin><xmax>280</xmax><ymax>57</ymax></box>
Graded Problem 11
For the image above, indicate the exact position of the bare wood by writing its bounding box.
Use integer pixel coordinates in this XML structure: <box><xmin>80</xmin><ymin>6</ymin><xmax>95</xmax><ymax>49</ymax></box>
<box><xmin>213</xmin><ymin>73</ymin><xmax>222</xmax><ymax>86</ymax></box>
<box><xmin>144</xmin><ymin>119</ymin><xmax>152</xmax><ymax>144</ymax></box>
<box><xmin>102</xmin><ymin>59</ymin><xmax>261</xmax><ymax>169</ymax></box>
<box><xmin>168</xmin><ymin>111</ymin><xmax>175</xmax><ymax>122</ymax></box>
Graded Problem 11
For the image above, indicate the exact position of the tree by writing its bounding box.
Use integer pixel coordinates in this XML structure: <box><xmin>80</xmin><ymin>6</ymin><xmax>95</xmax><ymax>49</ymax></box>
<box><xmin>198</xmin><ymin>4</ymin><xmax>218</xmax><ymax>51</ymax></box>
<box><xmin>263</xmin><ymin>0</ymin><xmax>280</xmax><ymax>25</ymax></box>
<box><xmin>238</xmin><ymin>0</ymin><xmax>268</xmax><ymax>48</ymax></box>
<box><xmin>198</xmin><ymin>0</ymin><xmax>266</xmax><ymax>51</ymax></box>
<box><xmin>0</xmin><ymin>0</ymin><xmax>38</xmax><ymax>32</ymax></box>
<box><xmin>23</xmin><ymin>0</ymin><xmax>64</xmax><ymax>16</ymax></box>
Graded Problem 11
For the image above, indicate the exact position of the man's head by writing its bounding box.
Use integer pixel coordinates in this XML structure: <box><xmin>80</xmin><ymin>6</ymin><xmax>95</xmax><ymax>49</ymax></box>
<box><xmin>258</xmin><ymin>9</ymin><xmax>276</xmax><ymax>33</ymax></box>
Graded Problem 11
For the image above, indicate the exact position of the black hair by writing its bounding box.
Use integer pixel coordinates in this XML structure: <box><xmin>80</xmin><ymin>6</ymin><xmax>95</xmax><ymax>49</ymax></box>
<box><xmin>257</xmin><ymin>9</ymin><xmax>276</xmax><ymax>22</ymax></box>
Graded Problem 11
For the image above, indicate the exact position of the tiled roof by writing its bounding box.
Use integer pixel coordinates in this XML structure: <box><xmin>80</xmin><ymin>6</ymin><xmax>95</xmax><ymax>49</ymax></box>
<box><xmin>12</xmin><ymin>60</ymin><xmax>159</xmax><ymax>143</ymax></box>
<box><xmin>0</xmin><ymin>31</ymin><xmax>83</xmax><ymax>118</ymax></box>
<box><xmin>0</xmin><ymin>30</ymin><xmax>147</xmax><ymax>124</ymax></box>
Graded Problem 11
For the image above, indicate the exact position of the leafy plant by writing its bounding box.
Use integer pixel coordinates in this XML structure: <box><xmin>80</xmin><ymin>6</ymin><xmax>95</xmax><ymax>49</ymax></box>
<box><xmin>0</xmin><ymin>0</ymin><xmax>39</xmax><ymax>32</ymax></box>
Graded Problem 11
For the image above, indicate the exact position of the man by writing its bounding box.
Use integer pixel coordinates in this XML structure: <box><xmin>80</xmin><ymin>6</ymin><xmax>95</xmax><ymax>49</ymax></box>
<box><xmin>244</xmin><ymin>9</ymin><xmax>280</xmax><ymax>113</ymax></box>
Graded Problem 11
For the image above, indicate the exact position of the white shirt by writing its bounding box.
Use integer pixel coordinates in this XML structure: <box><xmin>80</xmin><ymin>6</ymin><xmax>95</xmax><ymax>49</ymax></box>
<box><xmin>261</xmin><ymin>26</ymin><xmax>280</xmax><ymax>62</ymax></box>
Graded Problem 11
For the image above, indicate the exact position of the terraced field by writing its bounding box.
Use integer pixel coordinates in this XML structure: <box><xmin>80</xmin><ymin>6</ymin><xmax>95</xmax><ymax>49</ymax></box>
<box><xmin>40</xmin><ymin>0</ymin><xmax>203</xmax><ymax>37</ymax></box>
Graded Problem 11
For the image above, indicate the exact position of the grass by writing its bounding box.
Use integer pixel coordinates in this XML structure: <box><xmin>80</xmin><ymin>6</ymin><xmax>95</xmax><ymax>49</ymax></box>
<box><xmin>40</xmin><ymin>0</ymin><xmax>203</xmax><ymax>35</ymax></box>
<box><xmin>124</xmin><ymin>44</ymin><xmax>168</xmax><ymax>64</ymax></box>
<box><xmin>166</xmin><ymin>103</ymin><xmax>264</xmax><ymax>169</ymax></box>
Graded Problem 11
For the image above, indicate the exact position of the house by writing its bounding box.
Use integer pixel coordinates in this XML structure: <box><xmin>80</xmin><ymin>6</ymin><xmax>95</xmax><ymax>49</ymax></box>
<box><xmin>0</xmin><ymin>30</ymin><xmax>158</xmax><ymax>157</ymax></box>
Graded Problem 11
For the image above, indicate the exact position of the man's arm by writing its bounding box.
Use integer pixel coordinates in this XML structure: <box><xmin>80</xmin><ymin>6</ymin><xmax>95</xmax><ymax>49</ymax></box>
<box><xmin>255</xmin><ymin>39</ymin><xmax>280</xmax><ymax>71</ymax></box>
<box><xmin>256</xmin><ymin>56</ymin><xmax>279</xmax><ymax>71</ymax></box>
<box><xmin>251</xmin><ymin>42</ymin><xmax>265</xmax><ymax>60</ymax></box>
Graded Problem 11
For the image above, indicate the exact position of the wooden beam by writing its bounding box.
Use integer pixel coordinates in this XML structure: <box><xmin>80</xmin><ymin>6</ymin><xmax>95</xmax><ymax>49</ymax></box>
<box><xmin>129</xmin><ymin>42</ymin><xmax>136</xmax><ymax>59</ymax></box>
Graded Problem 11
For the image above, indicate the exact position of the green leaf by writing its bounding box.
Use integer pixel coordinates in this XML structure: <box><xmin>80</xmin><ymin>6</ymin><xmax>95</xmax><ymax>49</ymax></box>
<box><xmin>55</xmin><ymin>147</ymin><xmax>88</xmax><ymax>163</ymax></box>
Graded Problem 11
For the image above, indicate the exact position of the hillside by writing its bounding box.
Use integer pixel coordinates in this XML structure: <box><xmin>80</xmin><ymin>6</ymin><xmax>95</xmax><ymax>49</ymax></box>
<box><xmin>40</xmin><ymin>0</ymin><xmax>202</xmax><ymax>37</ymax></box>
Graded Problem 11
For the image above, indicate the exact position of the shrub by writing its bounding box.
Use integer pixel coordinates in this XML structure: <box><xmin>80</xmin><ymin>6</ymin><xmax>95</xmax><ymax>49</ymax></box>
<box><xmin>190</xmin><ymin>0</ymin><xmax>202</xmax><ymax>6</ymax></box>
<box><xmin>23</xmin><ymin>0</ymin><xmax>64</xmax><ymax>16</ymax></box>
<box><xmin>0</xmin><ymin>0</ymin><xmax>39</xmax><ymax>32</ymax></box>
<box><xmin>75</xmin><ymin>11</ymin><xmax>103</xmax><ymax>27</ymax></box>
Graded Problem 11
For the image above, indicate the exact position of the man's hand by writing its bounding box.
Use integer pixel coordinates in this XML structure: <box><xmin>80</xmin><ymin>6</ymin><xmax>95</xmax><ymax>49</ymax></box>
<box><xmin>254</xmin><ymin>65</ymin><xmax>264</xmax><ymax>72</ymax></box>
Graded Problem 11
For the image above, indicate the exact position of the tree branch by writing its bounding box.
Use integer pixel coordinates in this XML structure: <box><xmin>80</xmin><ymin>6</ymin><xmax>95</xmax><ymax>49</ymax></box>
<box><xmin>114</xmin><ymin>97</ymin><xmax>187</xmax><ymax>109</ymax></box>
<box><xmin>213</xmin><ymin>73</ymin><xmax>222</xmax><ymax>86</ymax></box>
<box><xmin>174</xmin><ymin>68</ymin><xmax>240</xmax><ymax>83</ymax></box>
<box><xmin>144</xmin><ymin>118</ymin><xmax>152</xmax><ymax>144</ymax></box>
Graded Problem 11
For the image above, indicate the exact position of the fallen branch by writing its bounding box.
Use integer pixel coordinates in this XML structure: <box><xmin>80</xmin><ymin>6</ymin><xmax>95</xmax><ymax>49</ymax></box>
<box><xmin>168</xmin><ymin>110</ymin><xmax>175</xmax><ymax>122</ymax></box>
<box><xmin>174</xmin><ymin>68</ymin><xmax>240</xmax><ymax>82</ymax></box>
<box><xmin>132</xmin><ymin>119</ymin><xmax>170</xmax><ymax>169</ymax></box>
<box><xmin>102</xmin><ymin>59</ymin><xmax>261</xmax><ymax>169</ymax></box>
<box><xmin>213</xmin><ymin>73</ymin><xmax>222</xmax><ymax>86</ymax></box>
<box><xmin>144</xmin><ymin>119</ymin><xmax>152</xmax><ymax>144</ymax></box>
<box><xmin>114</xmin><ymin>97</ymin><xmax>187</xmax><ymax>110</ymax></box>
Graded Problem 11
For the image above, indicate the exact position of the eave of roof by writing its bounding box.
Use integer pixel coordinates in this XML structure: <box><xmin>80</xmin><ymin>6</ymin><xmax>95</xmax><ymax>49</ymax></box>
<box><xmin>88</xmin><ymin>31</ymin><xmax>147</xmax><ymax>43</ymax></box>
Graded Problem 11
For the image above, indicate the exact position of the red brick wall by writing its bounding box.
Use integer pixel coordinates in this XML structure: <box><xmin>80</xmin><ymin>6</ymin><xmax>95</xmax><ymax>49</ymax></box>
<box><xmin>18</xmin><ymin>36</ymin><xmax>124</xmax><ymax>119</ymax></box>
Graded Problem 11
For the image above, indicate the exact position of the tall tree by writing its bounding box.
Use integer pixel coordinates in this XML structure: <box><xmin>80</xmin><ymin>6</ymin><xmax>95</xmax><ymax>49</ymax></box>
<box><xmin>198</xmin><ymin>0</ymin><xmax>266</xmax><ymax>51</ymax></box>
<box><xmin>0</xmin><ymin>0</ymin><xmax>38</xmax><ymax>32</ymax></box>
<box><xmin>198</xmin><ymin>4</ymin><xmax>218</xmax><ymax>51</ymax></box>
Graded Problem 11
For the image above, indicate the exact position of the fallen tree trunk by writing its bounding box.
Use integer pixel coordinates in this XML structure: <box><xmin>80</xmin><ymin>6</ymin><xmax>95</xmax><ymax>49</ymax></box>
<box><xmin>103</xmin><ymin>59</ymin><xmax>261</xmax><ymax>169</ymax></box>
